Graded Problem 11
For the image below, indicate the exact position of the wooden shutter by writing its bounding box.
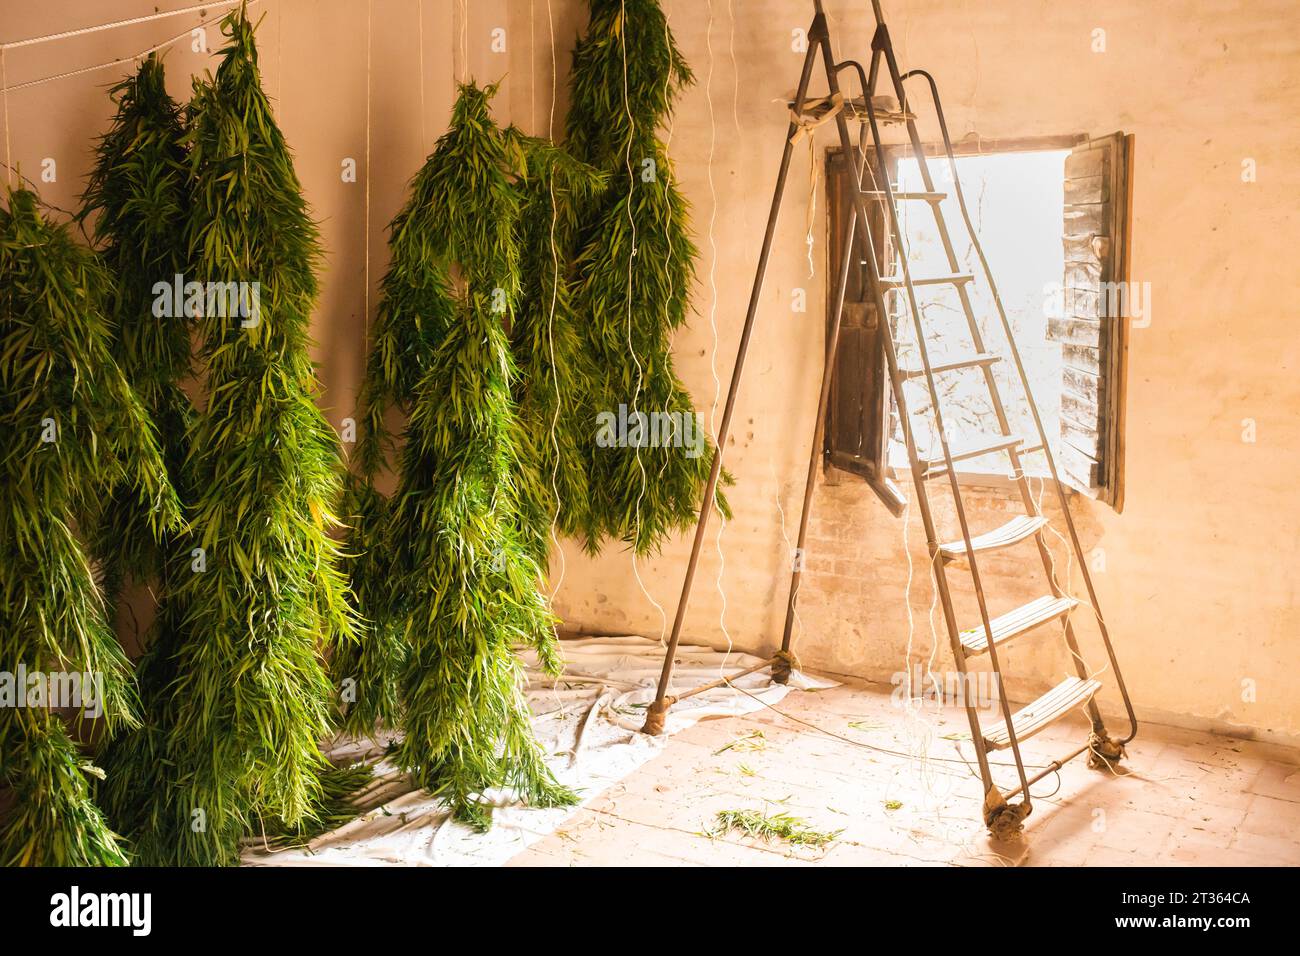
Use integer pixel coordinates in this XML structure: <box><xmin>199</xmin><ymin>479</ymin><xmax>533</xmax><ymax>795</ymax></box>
<box><xmin>1050</xmin><ymin>132</ymin><xmax>1133</xmax><ymax>511</ymax></box>
<box><xmin>823</xmin><ymin>147</ymin><xmax>905</xmax><ymax>516</ymax></box>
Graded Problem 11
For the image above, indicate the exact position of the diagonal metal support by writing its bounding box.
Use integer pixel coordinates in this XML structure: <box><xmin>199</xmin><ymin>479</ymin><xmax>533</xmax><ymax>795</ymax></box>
<box><xmin>639</xmin><ymin>0</ymin><xmax>1136</xmax><ymax>834</ymax></box>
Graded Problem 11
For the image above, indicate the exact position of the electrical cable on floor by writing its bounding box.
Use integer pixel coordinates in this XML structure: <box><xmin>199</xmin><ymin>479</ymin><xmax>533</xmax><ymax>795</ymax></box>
<box><xmin>720</xmin><ymin>673</ymin><xmax>1063</xmax><ymax>793</ymax></box>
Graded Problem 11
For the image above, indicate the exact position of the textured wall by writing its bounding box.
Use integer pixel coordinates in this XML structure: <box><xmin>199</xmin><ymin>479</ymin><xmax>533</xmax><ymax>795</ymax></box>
<box><xmin>6</xmin><ymin>0</ymin><xmax>1298</xmax><ymax>744</ymax></box>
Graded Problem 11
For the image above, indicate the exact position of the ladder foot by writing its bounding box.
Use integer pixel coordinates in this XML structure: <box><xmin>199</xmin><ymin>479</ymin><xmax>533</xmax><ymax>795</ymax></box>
<box><xmin>641</xmin><ymin>696</ymin><xmax>676</xmax><ymax>736</ymax></box>
<box><xmin>1087</xmin><ymin>730</ymin><xmax>1127</xmax><ymax>771</ymax></box>
<box><xmin>771</xmin><ymin>650</ymin><xmax>799</xmax><ymax>685</ymax></box>
<box><xmin>983</xmin><ymin>787</ymin><xmax>1031</xmax><ymax>838</ymax></box>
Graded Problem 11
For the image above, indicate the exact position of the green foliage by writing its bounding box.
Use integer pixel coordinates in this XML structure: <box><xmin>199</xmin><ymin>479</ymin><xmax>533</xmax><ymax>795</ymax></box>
<box><xmin>118</xmin><ymin>10</ymin><xmax>358</xmax><ymax>866</ymax></box>
<box><xmin>330</xmin><ymin>101</ymin><xmax>461</xmax><ymax>738</ymax></box>
<box><xmin>1</xmin><ymin>714</ymin><xmax>129</xmax><ymax>867</ymax></box>
<box><xmin>349</xmin><ymin>82</ymin><xmax>576</xmax><ymax>826</ymax></box>
<box><xmin>80</xmin><ymin>54</ymin><xmax>195</xmax><ymax>595</ymax></box>
<box><xmin>0</xmin><ymin>187</ymin><xmax>182</xmax><ymax>865</ymax></box>
<box><xmin>567</xmin><ymin>0</ymin><xmax>728</xmax><ymax>555</ymax></box>
<box><xmin>78</xmin><ymin>53</ymin><xmax>197</xmax><ymax>863</ymax></box>
<box><xmin>508</xmin><ymin>131</ymin><xmax>605</xmax><ymax>564</ymax></box>
<box><xmin>257</xmin><ymin>760</ymin><xmax>376</xmax><ymax>848</ymax></box>
<box><xmin>709</xmin><ymin>808</ymin><xmax>842</xmax><ymax>848</ymax></box>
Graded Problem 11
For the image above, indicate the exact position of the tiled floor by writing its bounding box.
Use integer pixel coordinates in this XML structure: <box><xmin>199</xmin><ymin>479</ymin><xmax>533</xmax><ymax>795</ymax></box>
<box><xmin>507</xmin><ymin>680</ymin><xmax>1300</xmax><ymax>867</ymax></box>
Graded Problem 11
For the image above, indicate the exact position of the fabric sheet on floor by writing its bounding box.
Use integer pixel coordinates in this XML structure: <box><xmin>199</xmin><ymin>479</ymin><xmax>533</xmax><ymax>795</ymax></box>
<box><xmin>242</xmin><ymin>635</ymin><xmax>834</xmax><ymax>867</ymax></box>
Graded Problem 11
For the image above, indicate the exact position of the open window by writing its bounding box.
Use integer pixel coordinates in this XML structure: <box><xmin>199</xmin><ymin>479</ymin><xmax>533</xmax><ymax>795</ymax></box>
<box><xmin>1051</xmin><ymin>133</ymin><xmax>1133</xmax><ymax>510</ymax></box>
<box><xmin>822</xmin><ymin>147</ymin><xmax>905</xmax><ymax>516</ymax></box>
<box><xmin>823</xmin><ymin>133</ymin><xmax>1132</xmax><ymax>512</ymax></box>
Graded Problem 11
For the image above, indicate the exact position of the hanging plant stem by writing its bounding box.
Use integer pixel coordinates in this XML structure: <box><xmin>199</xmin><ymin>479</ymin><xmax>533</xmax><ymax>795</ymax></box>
<box><xmin>330</xmin><ymin>109</ymin><xmax>461</xmax><ymax>736</ymax></box>
<box><xmin>0</xmin><ymin>188</ymin><xmax>182</xmax><ymax>866</ymax></box>
<box><xmin>79</xmin><ymin>53</ymin><xmax>196</xmax><ymax>598</ymax></box>
<box><xmin>122</xmin><ymin>9</ymin><xmax>358</xmax><ymax>866</ymax></box>
<box><xmin>352</xmin><ymin>82</ymin><xmax>576</xmax><ymax>828</ymax></box>
<box><xmin>77</xmin><ymin>53</ymin><xmax>199</xmax><ymax>856</ymax></box>
<box><xmin>567</xmin><ymin>0</ymin><xmax>729</xmax><ymax>555</ymax></box>
<box><xmin>508</xmin><ymin>132</ymin><xmax>605</xmax><ymax>566</ymax></box>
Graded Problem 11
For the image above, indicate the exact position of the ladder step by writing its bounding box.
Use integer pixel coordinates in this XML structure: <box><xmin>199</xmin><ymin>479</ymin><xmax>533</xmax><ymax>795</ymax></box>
<box><xmin>901</xmin><ymin>353</ymin><xmax>1000</xmax><ymax>379</ymax></box>
<box><xmin>881</xmin><ymin>272</ymin><xmax>975</xmax><ymax>288</ymax></box>
<box><xmin>982</xmin><ymin>676</ymin><xmax>1102</xmax><ymax>750</ymax></box>
<box><xmin>960</xmin><ymin>595</ymin><xmax>1080</xmax><ymax>656</ymax></box>
<box><xmin>861</xmin><ymin>189</ymin><xmax>947</xmax><ymax>202</ymax></box>
<box><xmin>921</xmin><ymin>434</ymin><xmax>1024</xmax><ymax>479</ymax></box>
<box><xmin>939</xmin><ymin>514</ymin><xmax>1048</xmax><ymax>560</ymax></box>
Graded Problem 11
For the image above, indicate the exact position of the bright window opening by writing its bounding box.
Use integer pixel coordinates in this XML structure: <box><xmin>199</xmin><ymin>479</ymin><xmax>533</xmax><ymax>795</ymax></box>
<box><xmin>887</xmin><ymin>149</ymin><xmax>1069</xmax><ymax>479</ymax></box>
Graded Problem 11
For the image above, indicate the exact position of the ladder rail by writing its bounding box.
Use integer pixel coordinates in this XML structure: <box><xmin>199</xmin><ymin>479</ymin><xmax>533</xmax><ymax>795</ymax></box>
<box><xmin>642</xmin><ymin>3</ymin><xmax>1135</xmax><ymax>828</ymax></box>
<box><xmin>898</xmin><ymin>67</ymin><xmax>1138</xmax><ymax>746</ymax></box>
<box><xmin>828</xmin><ymin>50</ymin><xmax>995</xmax><ymax>788</ymax></box>
<box><xmin>839</xmin><ymin>47</ymin><xmax>1033</xmax><ymax>805</ymax></box>
<box><xmin>867</xmin><ymin>32</ymin><xmax>1096</xmax><ymax>807</ymax></box>
<box><xmin>870</xmin><ymin>33</ymin><xmax>1112</xmax><ymax>751</ymax></box>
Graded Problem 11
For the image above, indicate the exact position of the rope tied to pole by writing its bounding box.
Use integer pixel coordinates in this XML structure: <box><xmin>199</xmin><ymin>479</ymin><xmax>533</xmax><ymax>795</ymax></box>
<box><xmin>788</xmin><ymin>91</ymin><xmax>844</xmax><ymax>144</ymax></box>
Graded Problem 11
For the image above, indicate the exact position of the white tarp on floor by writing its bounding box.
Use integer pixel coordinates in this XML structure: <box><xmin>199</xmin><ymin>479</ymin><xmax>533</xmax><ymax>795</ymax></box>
<box><xmin>242</xmin><ymin>635</ymin><xmax>831</xmax><ymax>867</ymax></box>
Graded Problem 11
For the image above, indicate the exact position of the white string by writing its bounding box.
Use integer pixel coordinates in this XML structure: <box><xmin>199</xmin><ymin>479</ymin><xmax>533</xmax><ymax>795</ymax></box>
<box><xmin>1027</xmin><ymin>473</ymin><xmax>1110</xmax><ymax>684</ymax></box>
<box><xmin>417</xmin><ymin>0</ymin><xmax>427</xmax><ymax>151</ymax></box>
<box><xmin>0</xmin><ymin>1</ymin><xmax>266</xmax><ymax>94</ymax></box>
<box><xmin>701</xmin><ymin>1</ymin><xmax>735</xmax><ymax>679</ymax></box>
<box><xmin>458</xmin><ymin>0</ymin><xmax>468</xmax><ymax>84</ymax></box>
<box><xmin>2</xmin><ymin>48</ymin><xmax>11</xmax><ymax>188</ymax></box>
<box><xmin>544</xmin><ymin>0</ymin><xmax>568</xmax><ymax>604</ymax></box>
<box><xmin>620</xmin><ymin>1</ymin><xmax>669</xmax><ymax>647</ymax></box>
<box><xmin>771</xmin><ymin>477</ymin><xmax>804</xmax><ymax>646</ymax></box>
<box><xmin>805</xmin><ymin>137</ymin><xmax>818</xmax><ymax>278</ymax></box>
<box><xmin>0</xmin><ymin>1</ymin><xmax>246</xmax><ymax>50</ymax></box>
<box><xmin>529</xmin><ymin>0</ymin><xmax>536</xmax><ymax>135</ymax></box>
<box><xmin>363</xmin><ymin>0</ymin><xmax>372</xmax><ymax>342</ymax></box>
<box><xmin>276</xmin><ymin>0</ymin><xmax>284</xmax><ymax>118</ymax></box>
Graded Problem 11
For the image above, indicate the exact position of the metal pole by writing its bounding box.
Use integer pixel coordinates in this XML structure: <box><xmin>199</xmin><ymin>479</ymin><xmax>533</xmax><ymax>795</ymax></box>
<box><xmin>641</xmin><ymin>25</ymin><xmax>823</xmax><ymax>735</ymax></box>
<box><xmin>777</xmin><ymin>127</ymin><xmax>866</xmax><ymax>672</ymax></box>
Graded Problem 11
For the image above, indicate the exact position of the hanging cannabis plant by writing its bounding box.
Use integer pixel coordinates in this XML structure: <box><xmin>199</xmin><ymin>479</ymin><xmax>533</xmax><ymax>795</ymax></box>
<box><xmin>78</xmin><ymin>53</ymin><xmax>199</xmax><ymax>858</ymax></box>
<box><xmin>508</xmin><ymin>133</ymin><xmax>605</xmax><ymax>566</ymax></box>
<box><xmin>0</xmin><ymin>188</ymin><xmax>182</xmax><ymax>866</ymax></box>
<box><xmin>80</xmin><ymin>53</ymin><xmax>194</xmax><ymax>596</ymax></box>
<box><xmin>346</xmin><ymin>82</ymin><xmax>575</xmax><ymax>827</ymax></box>
<box><xmin>568</xmin><ymin>0</ymin><xmax>727</xmax><ymax>554</ymax></box>
<box><xmin>119</xmin><ymin>10</ymin><xmax>358</xmax><ymax>866</ymax></box>
<box><xmin>329</xmin><ymin>111</ymin><xmax>462</xmax><ymax>736</ymax></box>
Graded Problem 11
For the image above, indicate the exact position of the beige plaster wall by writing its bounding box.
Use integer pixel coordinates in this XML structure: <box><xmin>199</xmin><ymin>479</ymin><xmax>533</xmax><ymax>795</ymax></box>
<box><xmin>5</xmin><ymin>1</ymin><xmax>1297</xmax><ymax>743</ymax></box>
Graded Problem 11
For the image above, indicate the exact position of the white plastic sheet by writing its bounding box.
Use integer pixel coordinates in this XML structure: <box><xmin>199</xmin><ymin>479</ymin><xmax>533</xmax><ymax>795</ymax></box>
<box><xmin>242</xmin><ymin>635</ymin><xmax>832</xmax><ymax>867</ymax></box>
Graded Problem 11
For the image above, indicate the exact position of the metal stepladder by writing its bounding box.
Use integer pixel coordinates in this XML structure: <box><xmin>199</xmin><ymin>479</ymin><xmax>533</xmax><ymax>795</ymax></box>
<box><xmin>642</xmin><ymin>0</ymin><xmax>1138</xmax><ymax>833</ymax></box>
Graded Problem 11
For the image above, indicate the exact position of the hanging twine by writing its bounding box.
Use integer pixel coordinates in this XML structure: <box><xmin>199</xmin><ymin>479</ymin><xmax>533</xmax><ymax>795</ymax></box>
<box><xmin>0</xmin><ymin>1</ymin><xmax>265</xmax><ymax>94</ymax></box>
<box><xmin>788</xmin><ymin>91</ymin><xmax>844</xmax><ymax>145</ymax></box>
<box><xmin>364</xmin><ymin>0</ymin><xmax>373</xmax><ymax>339</ymax></box>
<box><xmin>417</xmin><ymin>0</ymin><xmax>427</xmax><ymax>149</ymax></box>
<box><xmin>2</xmin><ymin>47</ymin><xmax>12</xmax><ymax>188</ymax></box>
<box><xmin>787</xmin><ymin>92</ymin><xmax>845</xmax><ymax>279</ymax></box>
